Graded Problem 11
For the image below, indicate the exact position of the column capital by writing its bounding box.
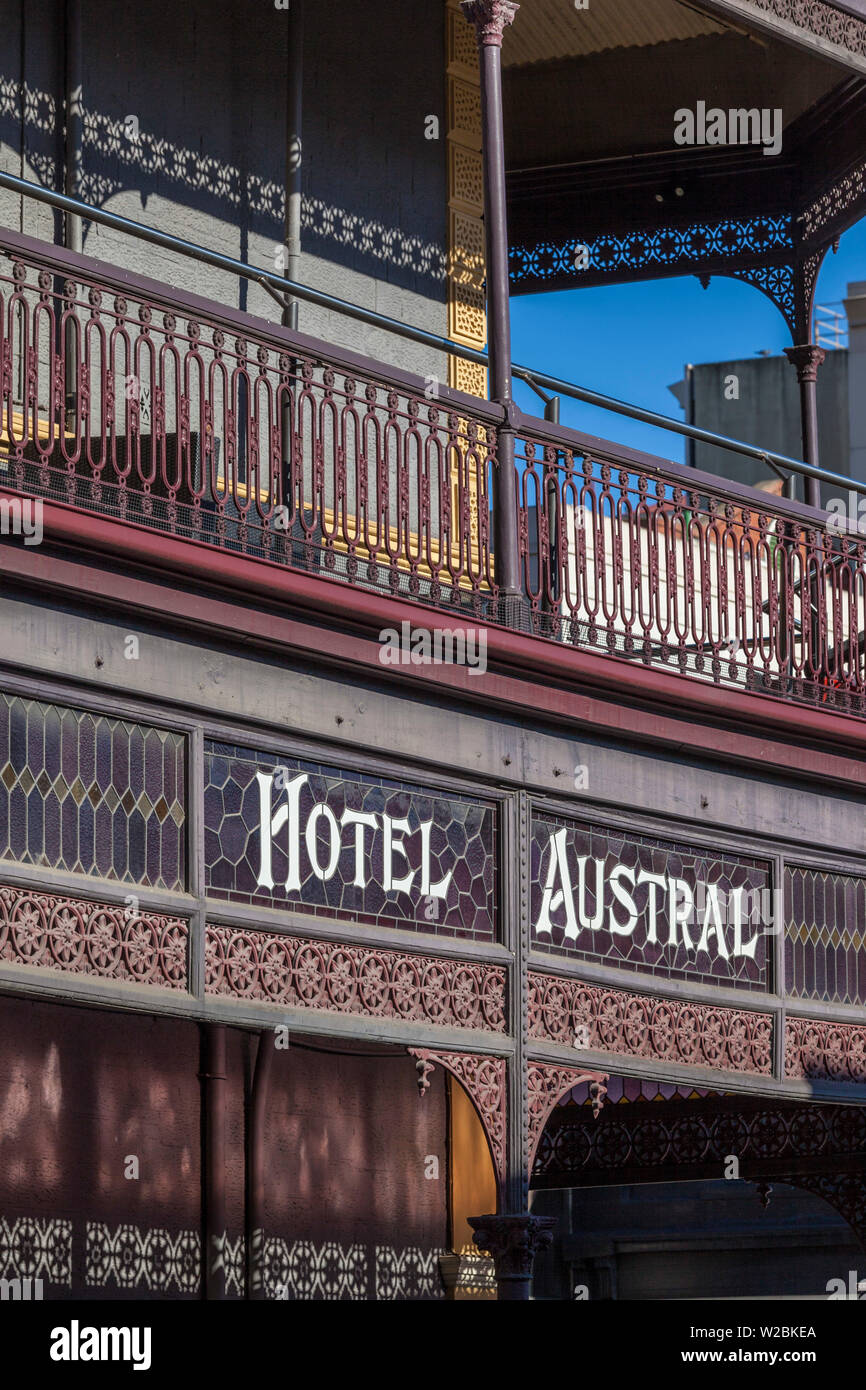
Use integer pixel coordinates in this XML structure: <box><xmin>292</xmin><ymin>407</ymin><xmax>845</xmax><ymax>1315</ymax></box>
<box><xmin>468</xmin><ymin>1212</ymin><xmax>557</xmax><ymax>1285</ymax></box>
<box><xmin>460</xmin><ymin>0</ymin><xmax>519</xmax><ymax>47</ymax></box>
<box><xmin>784</xmin><ymin>343</ymin><xmax>826</xmax><ymax>383</ymax></box>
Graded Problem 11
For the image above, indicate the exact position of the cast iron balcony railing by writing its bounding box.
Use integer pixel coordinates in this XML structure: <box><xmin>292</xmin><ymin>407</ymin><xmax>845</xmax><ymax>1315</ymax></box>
<box><xmin>0</xmin><ymin>224</ymin><xmax>864</xmax><ymax>718</ymax></box>
<box><xmin>0</xmin><ymin>232</ymin><xmax>496</xmax><ymax>606</ymax></box>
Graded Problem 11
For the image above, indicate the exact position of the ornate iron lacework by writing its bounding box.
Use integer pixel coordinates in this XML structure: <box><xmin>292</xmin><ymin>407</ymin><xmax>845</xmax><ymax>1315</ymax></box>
<box><xmin>533</xmin><ymin>1096</ymin><xmax>866</xmax><ymax>1184</ymax></box>
<box><xmin>0</xmin><ymin>884</ymin><xmax>188</xmax><ymax>991</ymax></box>
<box><xmin>785</xmin><ymin>866</ymin><xmax>866</xmax><ymax>1007</ymax></box>
<box><xmin>801</xmin><ymin>154</ymin><xmax>866</xmax><ymax>240</ymax></box>
<box><xmin>205</xmin><ymin>924</ymin><xmax>506</xmax><ymax>1031</ymax></box>
<box><xmin>0</xmin><ymin>693</ymin><xmax>185</xmax><ymax>892</ymax></box>
<box><xmin>527</xmin><ymin>1064</ymin><xmax>608</xmax><ymax>1168</ymax></box>
<box><xmin>785</xmin><ymin>1015</ymin><xmax>866</xmax><ymax>1083</ymax></box>
<box><xmin>730</xmin><ymin>263</ymin><xmax>797</xmax><ymax>337</ymax></box>
<box><xmin>409</xmin><ymin>1048</ymin><xmax>507</xmax><ymax>1188</ymax></box>
<box><xmin>529</xmin><ymin>973</ymin><xmax>774</xmax><ymax>1074</ymax></box>
<box><xmin>780</xmin><ymin>1173</ymin><xmax>866</xmax><ymax>1248</ymax></box>
<box><xmin>205</xmin><ymin>743</ymin><xmax>496</xmax><ymax>939</ymax></box>
<box><xmin>736</xmin><ymin>0</ymin><xmax>866</xmax><ymax>57</ymax></box>
<box><xmin>509</xmin><ymin>216</ymin><xmax>793</xmax><ymax>291</ymax></box>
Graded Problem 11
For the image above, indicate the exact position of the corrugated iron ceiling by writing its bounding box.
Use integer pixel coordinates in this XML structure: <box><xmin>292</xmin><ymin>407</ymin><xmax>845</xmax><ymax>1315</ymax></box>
<box><xmin>502</xmin><ymin>0</ymin><xmax>727</xmax><ymax>68</ymax></box>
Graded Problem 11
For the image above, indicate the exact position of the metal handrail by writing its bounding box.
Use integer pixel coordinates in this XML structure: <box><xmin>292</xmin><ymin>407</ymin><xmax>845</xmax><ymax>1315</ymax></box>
<box><xmin>1</xmin><ymin>169</ymin><xmax>862</xmax><ymax>500</ymax></box>
<box><xmin>511</xmin><ymin>366</ymin><xmax>864</xmax><ymax>499</ymax></box>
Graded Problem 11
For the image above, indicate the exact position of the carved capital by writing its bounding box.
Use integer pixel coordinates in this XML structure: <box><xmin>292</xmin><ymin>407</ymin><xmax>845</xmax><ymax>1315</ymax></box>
<box><xmin>468</xmin><ymin>1213</ymin><xmax>557</xmax><ymax>1286</ymax></box>
<box><xmin>784</xmin><ymin>343</ymin><xmax>826</xmax><ymax>383</ymax></box>
<box><xmin>460</xmin><ymin>0</ymin><xmax>519</xmax><ymax>47</ymax></box>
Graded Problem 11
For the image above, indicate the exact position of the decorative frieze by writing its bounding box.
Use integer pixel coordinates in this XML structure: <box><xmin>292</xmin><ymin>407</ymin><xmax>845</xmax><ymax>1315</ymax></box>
<box><xmin>785</xmin><ymin>1016</ymin><xmax>866</xmax><ymax>1084</ymax></box>
<box><xmin>529</xmin><ymin>972</ymin><xmax>774</xmax><ymax>1075</ymax></box>
<box><xmin>206</xmin><ymin>925</ymin><xmax>506</xmax><ymax>1032</ymax></box>
<box><xmin>0</xmin><ymin>884</ymin><xmax>188</xmax><ymax>991</ymax></box>
<box><xmin>533</xmin><ymin>1095</ymin><xmax>866</xmax><ymax>1185</ymax></box>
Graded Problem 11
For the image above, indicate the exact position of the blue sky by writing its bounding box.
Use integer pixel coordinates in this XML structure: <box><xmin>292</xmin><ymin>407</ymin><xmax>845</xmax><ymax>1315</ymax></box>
<box><xmin>510</xmin><ymin>216</ymin><xmax>866</xmax><ymax>466</ymax></box>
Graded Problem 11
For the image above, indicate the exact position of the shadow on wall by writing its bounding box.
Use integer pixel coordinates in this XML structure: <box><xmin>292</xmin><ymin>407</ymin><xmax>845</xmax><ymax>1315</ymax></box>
<box><xmin>0</xmin><ymin>0</ymin><xmax>447</xmax><ymax>296</ymax></box>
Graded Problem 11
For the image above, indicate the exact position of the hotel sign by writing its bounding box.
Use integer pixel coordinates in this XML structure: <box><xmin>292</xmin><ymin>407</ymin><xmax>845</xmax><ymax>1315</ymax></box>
<box><xmin>204</xmin><ymin>741</ymin><xmax>496</xmax><ymax>940</ymax></box>
<box><xmin>531</xmin><ymin>812</ymin><xmax>772</xmax><ymax>990</ymax></box>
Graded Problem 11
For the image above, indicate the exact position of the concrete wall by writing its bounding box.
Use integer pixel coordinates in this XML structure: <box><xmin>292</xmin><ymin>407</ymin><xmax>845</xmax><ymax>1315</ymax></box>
<box><xmin>845</xmin><ymin>280</ymin><xmax>866</xmax><ymax>485</ymax></box>
<box><xmin>0</xmin><ymin>0</ymin><xmax>448</xmax><ymax>378</ymax></box>
<box><xmin>670</xmin><ymin>351</ymin><xmax>850</xmax><ymax>500</ymax></box>
<box><xmin>2</xmin><ymin>581</ymin><xmax>860</xmax><ymax>859</ymax></box>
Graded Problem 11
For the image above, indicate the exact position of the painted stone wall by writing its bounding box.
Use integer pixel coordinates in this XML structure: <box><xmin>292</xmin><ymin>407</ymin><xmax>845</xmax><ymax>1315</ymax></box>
<box><xmin>0</xmin><ymin>0</ymin><xmax>448</xmax><ymax>377</ymax></box>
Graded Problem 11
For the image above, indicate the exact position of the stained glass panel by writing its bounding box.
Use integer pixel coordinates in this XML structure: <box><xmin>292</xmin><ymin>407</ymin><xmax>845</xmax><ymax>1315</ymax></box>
<box><xmin>530</xmin><ymin>811</ymin><xmax>771</xmax><ymax>990</ymax></box>
<box><xmin>785</xmin><ymin>865</ymin><xmax>866</xmax><ymax>1005</ymax></box>
<box><xmin>0</xmin><ymin>693</ymin><xmax>185</xmax><ymax>891</ymax></box>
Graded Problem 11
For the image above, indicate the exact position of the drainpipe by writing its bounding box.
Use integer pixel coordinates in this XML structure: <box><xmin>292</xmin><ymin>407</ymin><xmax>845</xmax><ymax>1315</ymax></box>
<box><xmin>685</xmin><ymin>362</ymin><xmax>695</xmax><ymax>470</ymax></box>
<box><xmin>280</xmin><ymin>0</ymin><xmax>303</xmax><ymax>524</ymax></box>
<box><xmin>201</xmin><ymin>1023</ymin><xmax>228</xmax><ymax>1300</ymax></box>
<box><xmin>64</xmin><ymin>0</ymin><xmax>83</xmax><ymax>253</ymax></box>
<box><xmin>63</xmin><ymin>0</ymin><xmax>83</xmax><ymax>426</ymax></box>
<box><xmin>246</xmin><ymin>1030</ymin><xmax>274</xmax><ymax>1299</ymax></box>
<box><xmin>282</xmin><ymin>0</ymin><xmax>303</xmax><ymax>331</ymax></box>
<box><xmin>461</xmin><ymin>1</ymin><xmax>522</xmax><ymax>618</ymax></box>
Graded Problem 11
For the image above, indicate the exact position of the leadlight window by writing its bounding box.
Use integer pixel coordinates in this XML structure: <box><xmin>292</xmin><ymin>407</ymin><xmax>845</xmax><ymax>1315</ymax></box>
<box><xmin>0</xmin><ymin>693</ymin><xmax>185</xmax><ymax>891</ymax></box>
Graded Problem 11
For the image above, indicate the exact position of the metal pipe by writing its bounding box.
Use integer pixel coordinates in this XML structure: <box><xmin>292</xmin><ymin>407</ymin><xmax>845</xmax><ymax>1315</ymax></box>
<box><xmin>63</xmin><ymin>0</ymin><xmax>83</xmax><ymax>424</ymax></box>
<box><xmin>543</xmin><ymin>394</ymin><xmax>560</xmax><ymax>612</ymax></box>
<box><xmin>465</xmin><ymin>0</ymin><xmax>521</xmax><ymax>603</ymax></box>
<box><xmin>511</xmin><ymin>362</ymin><xmax>866</xmax><ymax>499</ymax></box>
<box><xmin>246</xmin><ymin>1030</ymin><xmax>274</xmax><ymax>1300</ymax></box>
<box><xmin>784</xmin><ymin>344</ymin><xmax>826</xmax><ymax>508</ymax></box>
<box><xmin>201</xmin><ymin>1023</ymin><xmax>228</xmax><ymax>1301</ymax></box>
<box><xmin>685</xmin><ymin>362</ymin><xmax>695</xmax><ymax>470</ymax></box>
<box><xmin>1</xmin><ymin>170</ymin><xmax>863</xmax><ymax>499</ymax></box>
<box><xmin>64</xmin><ymin>0</ymin><xmax>83</xmax><ymax>254</ymax></box>
<box><xmin>283</xmin><ymin>0</ymin><xmax>303</xmax><ymax>331</ymax></box>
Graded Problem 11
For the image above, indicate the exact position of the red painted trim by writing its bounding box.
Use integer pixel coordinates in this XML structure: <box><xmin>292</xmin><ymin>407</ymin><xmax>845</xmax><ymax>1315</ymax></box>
<box><xmin>2</xmin><ymin>492</ymin><xmax>866</xmax><ymax>786</ymax></box>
